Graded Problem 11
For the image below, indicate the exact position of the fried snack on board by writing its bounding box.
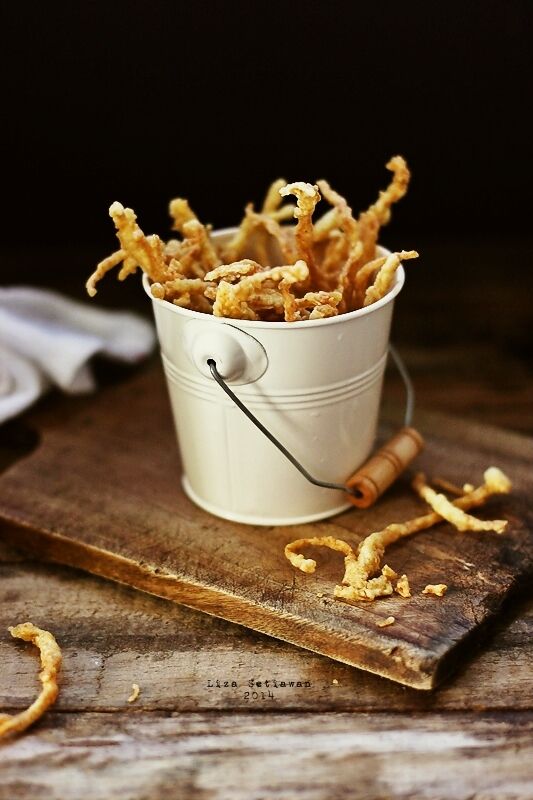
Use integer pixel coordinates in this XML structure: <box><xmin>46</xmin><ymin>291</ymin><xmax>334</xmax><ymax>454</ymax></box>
<box><xmin>423</xmin><ymin>584</ymin><xmax>448</xmax><ymax>597</ymax></box>
<box><xmin>395</xmin><ymin>574</ymin><xmax>411</xmax><ymax>598</ymax></box>
<box><xmin>127</xmin><ymin>683</ymin><xmax>141</xmax><ymax>703</ymax></box>
<box><xmin>412</xmin><ymin>472</ymin><xmax>508</xmax><ymax>533</ymax></box>
<box><xmin>87</xmin><ymin>156</ymin><xmax>417</xmax><ymax>321</ymax></box>
<box><xmin>377</xmin><ymin>616</ymin><xmax>395</xmax><ymax>627</ymax></box>
<box><xmin>284</xmin><ymin>467</ymin><xmax>512</xmax><ymax>602</ymax></box>
<box><xmin>0</xmin><ymin>623</ymin><xmax>61</xmax><ymax>738</ymax></box>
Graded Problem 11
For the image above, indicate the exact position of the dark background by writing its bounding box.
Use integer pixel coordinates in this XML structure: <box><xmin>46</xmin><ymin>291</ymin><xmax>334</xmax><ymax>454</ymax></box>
<box><xmin>1</xmin><ymin>0</ymin><xmax>532</xmax><ymax>430</ymax></box>
<box><xmin>3</xmin><ymin>0</ymin><xmax>531</xmax><ymax>245</ymax></box>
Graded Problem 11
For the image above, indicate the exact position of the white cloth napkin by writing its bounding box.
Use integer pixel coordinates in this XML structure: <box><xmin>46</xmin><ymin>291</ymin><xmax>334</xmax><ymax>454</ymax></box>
<box><xmin>0</xmin><ymin>287</ymin><xmax>156</xmax><ymax>424</ymax></box>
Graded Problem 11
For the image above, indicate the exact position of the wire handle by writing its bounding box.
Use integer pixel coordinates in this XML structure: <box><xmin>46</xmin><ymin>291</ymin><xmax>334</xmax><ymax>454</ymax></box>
<box><xmin>208</xmin><ymin>345</ymin><xmax>421</xmax><ymax>503</ymax></box>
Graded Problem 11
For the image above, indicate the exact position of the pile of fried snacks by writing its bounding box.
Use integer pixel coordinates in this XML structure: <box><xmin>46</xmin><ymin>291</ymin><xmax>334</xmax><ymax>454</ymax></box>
<box><xmin>0</xmin><ymin>623</ymin><xmax>62</xmax><ymax>738</ymax></box>
<box><xmin>86</xmin><ymin>157</ymin><xmax>418</xmax><ymax>322</ymax></box>
<box><xmin>285</xmin><ymin>467</ymin><xmax>511</xmax><ymax>602</ymax></box>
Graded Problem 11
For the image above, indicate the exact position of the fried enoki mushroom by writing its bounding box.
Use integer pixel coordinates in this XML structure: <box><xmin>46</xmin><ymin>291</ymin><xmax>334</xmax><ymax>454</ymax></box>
<box><xmin>316</xmin><ymin>179</ymin><xmax>359</xmax><ymax>249</ymax></box>
<box><xmin>412</xmin><ymin>472</ymin><xmax>509</xmax><ymax>533</ymax></box>
<box><xmin>357</xmin><ymin>156</ymin><xmax>411</xmax><ymax>261</ymax></box>
<box><xmin>86</xmin><ymin>202</ymin><xmax>176</xmax><ymax>296</ymax></box>
<box><xmin>285</xmin><ymin>535</ymin><xmax>354</xmax><ymax>573</ymax></box>
<box><xmin>279</xmin><ymin>182</ymin><xmax>321</xmax><ymax>286</ymax></box>
<box><xmin>284</xmin><ymin>467</ymin><xmax>512</xmax><ymax>602</ymax></box>
<box><xmin>0</xmin><ymin>623</ymin><xmax>62</xmax><ymax>738</ymax></box>
<box><xmin>87</xmin><ymin>157</ymin><xmax>418</xmax><ymax>319</ymax></box>
<box><xmin>151</xmin><ymin>275</ymin><xmax>214</xmax><ymax>313</ymax></box>
<box><xmin>363</xmin><ymin>250</ymin><xmax>419</xmax><ymax>307</ymax></box>
<box><xmin>261</xmin><ymin>178</ymin><xmax>296</xmax><ymax>222</ymax></box>
<box><xmin>207</xmin><ymin>260</ymin><xmax>309</xmax><ymax>321</ymax></box>
<box><xmin>169</xmin><ymin>197</ymin><xmax>198</xmax><ymax>233</ymax></box>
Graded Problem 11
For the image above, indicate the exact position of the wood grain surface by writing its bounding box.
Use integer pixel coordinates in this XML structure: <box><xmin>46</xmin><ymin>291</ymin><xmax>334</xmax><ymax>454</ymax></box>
<box><xmin>0</xmin><ymin>537</ymin><xmax>532</xmax><ymax>799</ymax></box>
<box><xmin>0</xmin><ymin>363</ymin><xmax>531</xmax><ymax>690</ymax></box>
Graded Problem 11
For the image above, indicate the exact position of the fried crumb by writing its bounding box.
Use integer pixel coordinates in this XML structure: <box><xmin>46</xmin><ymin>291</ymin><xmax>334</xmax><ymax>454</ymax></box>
<box><xmin>127</xmin><ymin>683</ymin><xmax>141</xmax><ymax>703</ymax></box>
<box><xmin>332</xmin><ymin>679</ymin><xmax>339</xmax><ymax>685</ymax></box>
<box><xmin>422</xmin><ymin>584</ymin><xmax>448</xmax><ymax>597</ymax></box>
<box><xmin>316</xmin><ymin>592</ymin><xmax>324</xmax><ymax>598</ymax></box>
<box><xmin>382</xmin><ymin>564</ymin><xmax>398</xmax><ymax>580</ymax></box>
<box><xmin>377</xmin><ymin>616</ymin><xmax>395</xmax><ymax>627</ymax></box>
<box><xmin>395</xmin><ymin>575</ymin><xmax>411</xmax><ymax>598</ymax></box>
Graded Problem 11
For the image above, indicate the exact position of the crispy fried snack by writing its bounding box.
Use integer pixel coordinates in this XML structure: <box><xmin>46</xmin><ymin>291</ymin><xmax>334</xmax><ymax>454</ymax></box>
<box><xmin>87</xmin><ymin>157</ymin><xmax>417</xmax><ymax>321</ymax></box>
<box><xmin>0</xmin><ymin>623</ymin><xmax>62</xmax><ymax>738</ymax></box>
<box><xmin>127</xmin><ymin>683</ymin><xmax>140</xmax><ymax>703</ymax></box>
<box><xmin>412</xmin><ymin>472</ymin><xmax>508</xmax><ymax>533</ymax></box>
<box><xmin>377</xmin><ymin>616</ymin><xmax>396</xmax><ymax>627</ymax></box>
<box><xmin>395</xmin><ymin>574</ymin><xmax>411</xmax><ymax>598</ymax></box>
<box><xmin>221</xmin><ymin>204</ymin><xmax>290</xmax><ymax>266</ymax></box>
<box><xmin>86</xmin><ymin>202</ymin><xmax>175</xmax><ymax>296</ymax></box>
<box><xmin>279</xmin><ymin>182</ymin><xmax>321</xmax><ymax>286</ymax></box>
<box><xmin>285</xmin><ymin>535</ymin><xmax>354</xmax><ymax>573</ymax></box>
<box><xmin>423</xmin><ymin>584</ymin><xmax>448</xmax><ymax>597</ymax></box>
<box><xmin>363</xmin><ymin>250</ymin><xmax>419</xmax><ymax>306</ymax></box>
<box><xmin>285</xmin><ymin>467</ymin><xmax>512</xmax><ymax>602</ymax></box>
<box><xmin>357</xmin><ymin>155</ymin><xmax>411</xmax><ymax>261</ymax></box>
<box><xmin>207</xmin><ymin>260</ymin><xmax>309</xmax><ymax>321</ymax></box>
<box><xmin>261</xmin><ymin>178</ymin><xmax>295</xmax><ymax>221</ymax></box>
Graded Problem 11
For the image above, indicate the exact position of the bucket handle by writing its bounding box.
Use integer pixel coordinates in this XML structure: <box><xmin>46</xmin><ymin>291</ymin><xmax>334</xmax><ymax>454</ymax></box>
<box><xmin>207</xmin><ymin>345</ymin><xmax>424</xmax><ymax>509</ymax></box>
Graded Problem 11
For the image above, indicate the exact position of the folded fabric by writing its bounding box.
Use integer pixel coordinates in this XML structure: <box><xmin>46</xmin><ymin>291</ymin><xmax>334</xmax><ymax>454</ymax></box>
<box><xmin>0</xmin><ymin>287</ymin><xmax>155</xmax><ymax>424</ymax></box>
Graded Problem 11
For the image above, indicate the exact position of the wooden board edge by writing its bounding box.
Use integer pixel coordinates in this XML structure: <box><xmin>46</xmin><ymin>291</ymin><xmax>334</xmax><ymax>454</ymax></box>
<box><xmin>0</xmin><ymin>519</ymin><xmax>444</xmax><ymax>691</ymax></box>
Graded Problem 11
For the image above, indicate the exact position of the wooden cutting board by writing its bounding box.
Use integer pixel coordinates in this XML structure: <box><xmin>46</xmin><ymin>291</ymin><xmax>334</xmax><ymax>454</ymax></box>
<box><xmin>0</xmin><ymin>363</ymin><xmax>531</xmax><ymax>689</ymax></box>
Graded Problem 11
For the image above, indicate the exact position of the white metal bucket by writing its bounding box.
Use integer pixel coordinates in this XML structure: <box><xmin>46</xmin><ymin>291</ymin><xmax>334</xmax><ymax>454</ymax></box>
<box><xmin>144</xmin><ymin>229</ymin><xmax>404</xmax><ymax>526</ymax></box>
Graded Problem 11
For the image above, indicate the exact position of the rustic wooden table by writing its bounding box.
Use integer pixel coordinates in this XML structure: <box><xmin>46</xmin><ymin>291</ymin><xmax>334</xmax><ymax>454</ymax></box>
<box><xmin>0</xmin><ymin>240</ymin><xmax>532</xmax><ymax>799</ymax></box>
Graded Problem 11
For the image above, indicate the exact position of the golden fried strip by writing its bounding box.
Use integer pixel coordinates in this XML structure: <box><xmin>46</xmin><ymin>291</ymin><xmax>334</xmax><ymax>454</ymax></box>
<box><xmin>352</xmin><ymin>254</ymin><xmax>387</xmax><ymax>306</ymax></box>
<box><xmin>262</xmin><ymin>178</ymin><xmax>288</xmax><ymax>213</ymax></box>
<box><xmin>169</xmin><ymin>197</ymin><xmax>197</xmax><ymax>233</ymax></box>
<box><xmin>86</xmin><ymin>202</ymin><xmax>175</xmax><ymax>297</ymax></box>
<box><xmin>311</xmin><ymin>208</ymin><xmax>339</xmax><ymax>243</ymax></box>
<box><xmin>336</xmin><ymin>240</ymin><xmax>364</xmax><ymax>312</ymax></box>
<box><xmin>205</xmin><ymin>259</ymin><xmax>263</xmax><ymax>282</ymax></box>
<box><xmin>369</xmin><ymin>155</ymin><xmax>411</xmax><ymax>227</ymax></box>
<box><xmin>431</xmin><ymin>477</ymin><xmax>467</xmax><ymax>496</ymax></box>
<box><xmin>211</xmin><ymin>260</ymin><xmax>309</xmax><ymax>321</ymax></box>
<box><xmin>284</xmin><ymin>536</ymin><xmax>354</xmax><ymax>574</ymax></box>
<box><xmin>412</xmin><ymin>473</ymin><xmax>508</xmax><ymax>533</ymax></box>
<box><xmin>357</xmin><ymin>156</ymin><xmax>411</xmax><ymax>261</ymax></box>
<box><xmin>0</xmin><ymin>623</ymin><xmax>61</xmax><ymax>738</ymax></box>
<box><xmin>363</xmin><ymin>250</ymin><xmax>419</xmax><ymax>306</ymax></box>
<box><xmin>279</xmin><ymin>182</ymin><xmax>321</xmax><ymax>285</ymax></box>
<box><xmin>317</xmin><ymin>179</ymin><xmax>359</xmax><ymax>248</ymax></box>
<box><xmin>221</xmin><ymin>204</ymin><xmax>290</xmax><ymax>265</ymax></box>
<box><xmin>86</xmin><ymin>249</ymin><xmax>126</xmax><ymax>297</ymax></box>
<box><xmin>127</xmin><ymin>683</ymin><xmax>140</xmax><ymax>703</ymax></box>
<box><xmin>285</xmin><ymin>467</ymin><xmax>512</xmax><ymax>602</ymax></box>
<box><xmin>181</xmin><ymin>219</ymin><xmax>220</xmax><ymax>274</ymax></box>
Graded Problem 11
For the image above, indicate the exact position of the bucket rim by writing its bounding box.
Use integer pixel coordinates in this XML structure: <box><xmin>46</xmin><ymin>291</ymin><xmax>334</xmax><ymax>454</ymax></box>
<box><xmin>142</xmin><ymin>230</ymin><xmax>405</xmax><ymax>329</ymax></box>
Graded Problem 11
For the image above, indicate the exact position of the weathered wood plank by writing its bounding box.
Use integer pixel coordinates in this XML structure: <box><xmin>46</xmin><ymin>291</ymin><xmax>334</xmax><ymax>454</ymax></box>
<box><xmin>1</xmin><ymin>559</ymin><xmax>531</xmax><ymax>713</ymax></box>
<box><xmin>1</xmin><ymin>711</ymin><xmax>533</xmax><ymax>800</ymax></box>
<box><xmin>0</xmin><ymin>365</ymin><xmax>531</xmax><ymax>689</ymax></box>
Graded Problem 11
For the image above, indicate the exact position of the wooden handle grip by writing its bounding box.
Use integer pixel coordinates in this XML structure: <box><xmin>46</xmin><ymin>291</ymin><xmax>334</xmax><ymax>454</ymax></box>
<box><xmin>345</xmin><ymin>426</ymin><xmax>424</xmax><ymax>508</ymax></box>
